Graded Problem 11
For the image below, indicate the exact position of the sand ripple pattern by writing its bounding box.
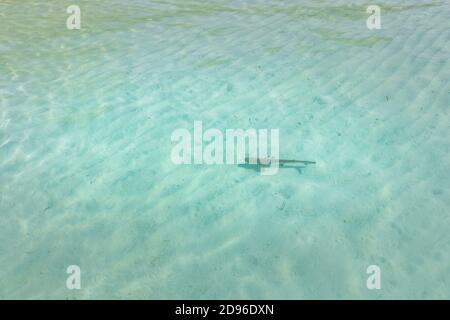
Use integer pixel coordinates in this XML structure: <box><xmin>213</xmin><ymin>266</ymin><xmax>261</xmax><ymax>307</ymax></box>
<box><xmin>0</xmin><ymin>0</ymin><xmax>449</xmax><ymax>299</ymax></box>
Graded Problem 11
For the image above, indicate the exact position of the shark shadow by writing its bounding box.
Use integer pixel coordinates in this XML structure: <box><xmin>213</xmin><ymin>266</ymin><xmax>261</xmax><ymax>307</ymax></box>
<box><xmin>238</xmin><ymin>158</ymin><xmax>316</xmax><ymax>175</ymax></box>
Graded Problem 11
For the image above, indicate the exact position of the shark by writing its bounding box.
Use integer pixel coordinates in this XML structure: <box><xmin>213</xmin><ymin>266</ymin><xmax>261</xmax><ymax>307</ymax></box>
<box><xmin>241</xmin><ymin>157</ymin><xmax>316</xmax><ymax>174</ymax></box>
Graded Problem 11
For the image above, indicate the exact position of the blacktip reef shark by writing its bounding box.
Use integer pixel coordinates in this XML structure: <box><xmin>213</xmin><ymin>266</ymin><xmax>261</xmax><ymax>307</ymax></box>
<box><xmin>239</xmin><ymin>157</ymin><xmax>316</xmax><ymax>175</ymax></box>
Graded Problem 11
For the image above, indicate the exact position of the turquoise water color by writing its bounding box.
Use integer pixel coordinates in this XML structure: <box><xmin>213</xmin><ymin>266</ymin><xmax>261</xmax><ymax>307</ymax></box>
<box><xmin>0</xmin><ymin>0</ymin><xmax>449</xmax><ymax>299</ymax></box>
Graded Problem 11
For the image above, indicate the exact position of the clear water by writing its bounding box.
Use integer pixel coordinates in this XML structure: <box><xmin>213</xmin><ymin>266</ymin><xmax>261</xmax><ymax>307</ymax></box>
<box><xmin>0</xmin><ymin>0</ymin><xmax>449</xmax><ymax>299</ymax></box>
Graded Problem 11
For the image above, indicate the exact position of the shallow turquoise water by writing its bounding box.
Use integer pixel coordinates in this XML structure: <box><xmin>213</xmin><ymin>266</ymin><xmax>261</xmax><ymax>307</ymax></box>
<box><xmin>0</xmin><ymin>0</ymin><xmax>449</xmax><ymax>299</ymax></box>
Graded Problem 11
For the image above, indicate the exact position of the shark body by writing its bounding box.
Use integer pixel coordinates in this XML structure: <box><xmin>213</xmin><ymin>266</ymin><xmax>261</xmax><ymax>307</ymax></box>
<box><xmin>241</xmin><ymin>157</ymin><xmax>316</xmax><ymax>175</ymax></box>
<box><xmin>245</xmin><ymin>157</ymin><xmax>316</xmax><ymax>167</ymax></box>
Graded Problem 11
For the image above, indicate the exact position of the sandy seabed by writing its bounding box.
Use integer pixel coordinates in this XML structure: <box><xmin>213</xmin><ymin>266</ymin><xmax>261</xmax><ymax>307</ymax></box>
<box><xmin>0</xmin><ymin>0</ymin><xmax>449</xmax><ymax>299</ymax></box>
